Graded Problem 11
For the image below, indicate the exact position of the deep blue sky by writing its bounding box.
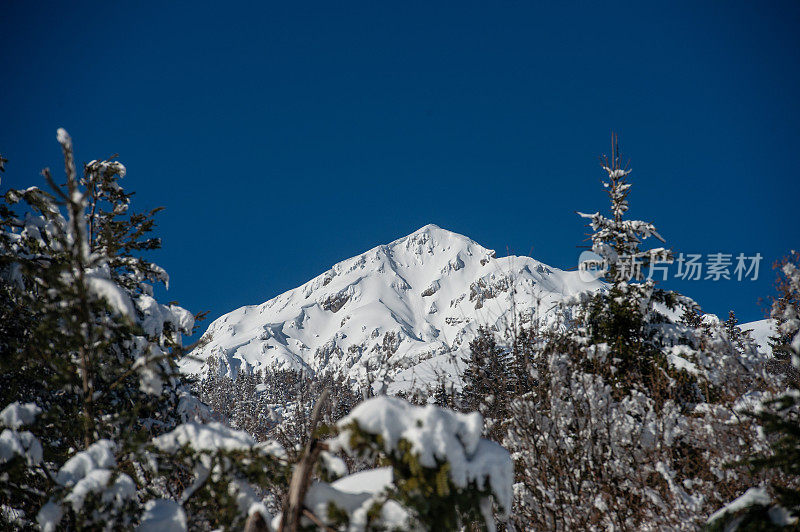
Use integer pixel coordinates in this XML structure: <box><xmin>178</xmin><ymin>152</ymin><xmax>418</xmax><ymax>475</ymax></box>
<box><xmin>2</xmin><ymin>2</ymin><xmax>798</xmax><ymax>334</ymax></box>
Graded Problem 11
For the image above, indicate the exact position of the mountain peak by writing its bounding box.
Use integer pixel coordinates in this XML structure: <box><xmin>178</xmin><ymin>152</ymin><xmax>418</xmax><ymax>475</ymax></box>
<box><xmin>186</xmin><ymin>226</ymin><xmax>599</xmax><ymax>391</ymax></box>
<box><xmin>414</xmin><ymin>223</ymin><xmax>443</xmax><ymax>234</ymax></box>
<box><xmin>386</xmin><ymin>224</ymin><xmax>491</xmax><ymax>259</ymax></box>
<box><xmin>396</xmin><ymin>224</ymin><xmax>472</xmax><ymax>243</ymax></box>
<box><xmin>407</xmin><ymin>223</ymin><xmax>457</xmax><ymax>240</ymax></box>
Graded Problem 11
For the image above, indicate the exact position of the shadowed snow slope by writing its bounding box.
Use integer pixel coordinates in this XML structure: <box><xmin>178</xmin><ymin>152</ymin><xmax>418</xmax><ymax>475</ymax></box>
<box><xmin>183</xmin><ymin>224</ymin><xmax>602</xmax><ymax>391</ymax></box>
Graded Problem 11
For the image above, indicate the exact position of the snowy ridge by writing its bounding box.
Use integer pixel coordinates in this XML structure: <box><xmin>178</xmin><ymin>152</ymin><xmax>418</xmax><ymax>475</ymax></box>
<box><xmin>185</xmin><ymin>224</ymin><xmax>601</xmax><ymax>391</ymax></box>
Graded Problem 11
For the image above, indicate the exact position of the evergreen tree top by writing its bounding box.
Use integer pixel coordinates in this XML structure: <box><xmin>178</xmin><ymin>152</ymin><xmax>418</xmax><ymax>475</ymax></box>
<box><xmin>578</xmin><ymin>133</ymin><xmax>669</xmax><ymax>284</ymax></box>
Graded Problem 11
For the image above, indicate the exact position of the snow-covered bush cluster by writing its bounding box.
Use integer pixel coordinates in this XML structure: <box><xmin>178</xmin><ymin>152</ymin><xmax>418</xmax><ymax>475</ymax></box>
<box><xmin>505</xmin><ymin>284</ymin><xmax>774</xmax><ymax>530</ymax></box>
<box><xmin>322</xmin><ymin>396</ymin><xmax>512</xmax><ymax>531</ymax></box>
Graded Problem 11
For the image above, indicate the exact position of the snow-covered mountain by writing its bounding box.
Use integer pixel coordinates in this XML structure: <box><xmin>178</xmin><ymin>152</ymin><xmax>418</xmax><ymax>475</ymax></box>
<box><xmin>184</xmin><ymin>224</ymin><xmax>602</xmax><ymax>391</ymax></box>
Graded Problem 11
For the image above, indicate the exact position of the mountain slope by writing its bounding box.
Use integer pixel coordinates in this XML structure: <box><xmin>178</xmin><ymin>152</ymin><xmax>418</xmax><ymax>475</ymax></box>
<box><xmin>184</xmin><ymin>224</ymin><xmax>602</xmax><ymax>391</ymax></box>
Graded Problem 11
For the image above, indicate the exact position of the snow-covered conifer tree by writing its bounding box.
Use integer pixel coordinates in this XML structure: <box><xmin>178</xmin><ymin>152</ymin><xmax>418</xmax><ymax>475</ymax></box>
<box><xmin>460</xmin><ymin>326</ymin><xmax>518</xmax><ymax>442</ymax></box>
<box><xmin>506</xmin><ymin>136</ymin><xmax>773</xmax><ymax>530</ymax></box>
<box><xmin>0</xmin><ymin>130</ymin><xmax>286</xmax><ymax>530</ymax></box>
<box><xmin>577</xmin><ymin>132</ymin><xmax>669</xmax><ymax>284</ymax></box>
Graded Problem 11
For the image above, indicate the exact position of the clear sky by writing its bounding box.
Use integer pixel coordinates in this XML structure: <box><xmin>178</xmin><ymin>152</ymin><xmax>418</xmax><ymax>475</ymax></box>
<box><xmin>2</xmin><ymin>1</ymin><xmax>798</xmax><ymax>335</ymax></box>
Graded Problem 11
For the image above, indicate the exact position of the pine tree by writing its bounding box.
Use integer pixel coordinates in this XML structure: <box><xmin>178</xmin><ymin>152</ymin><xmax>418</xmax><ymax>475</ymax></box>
<box><xmin>432</xmin><ymin>379</ymin><xmax>450</xmax><ymax>408</ymax></box>
<box><xmin>577</xmin><ymin>132</ymin><xmax>669</xmax><ymax>284</ymax></box>
<box><xmin>682</xmin><ymin>303</ymin><xmax>706</xmax><ymax>329</ymax></box>
<box><xmin>724</xmin><ymin>310</ymin><xmax>755</xmax><ymax>354</ymax></box>
<box><xmin>507</xmin><ymin>136</ymin><xmax>770</xmax><ymax>530</ymax></box>
<box><xmin>0</xmin><ymin>130</ymin><xmax>200</xmax><ymax>528</ymax></box>
<box><xmin>573</xmin><ymin>134</ymin><xmax>688</xmax><ymax>399</ymax></box>
<box><xmin>460</xmin><ymin>326</ymin><xmax>516</xmax><ymax>441</ymax></box>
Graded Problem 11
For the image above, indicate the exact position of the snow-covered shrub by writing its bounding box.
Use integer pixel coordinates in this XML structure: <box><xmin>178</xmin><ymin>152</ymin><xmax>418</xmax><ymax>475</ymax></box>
<box><xmin>37</xmin><ymin>439</ymin><xmax>139</xmax><ymax>531</ymax></box>
<box><xmin>311</xmin><ymin>396</ymin><xmax>513</xmax><ymax>531</ymax></box>
<box><xmin>507</xmin><ymin>287</ymin><xmax>775</xmax><ymax>530</ymax></box>
<box><xmin>145</xmin><ymin>421</ymin><xmax>290</xmax><ymax>530</ymax></box>
<box><xmin>708</xmin><ymin>254</ymin><xmax>800</xmax><ymax>530</ymax></box>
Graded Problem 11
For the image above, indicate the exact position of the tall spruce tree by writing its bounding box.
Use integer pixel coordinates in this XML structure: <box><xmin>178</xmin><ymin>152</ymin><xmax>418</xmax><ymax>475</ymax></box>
<box><xmin>572</xmin><ymin>133</ymin><xmax>690</xmax><ymax>399</ymax></box>
<box><xmin>0</xmin><ymin>129</ymin><xmax>204</xmax><ymax>528</ymax></box>
<box><xmin>507</xmin><ymin>135</ymin><xmax>770</xmax><ymax>530</ymax></box>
